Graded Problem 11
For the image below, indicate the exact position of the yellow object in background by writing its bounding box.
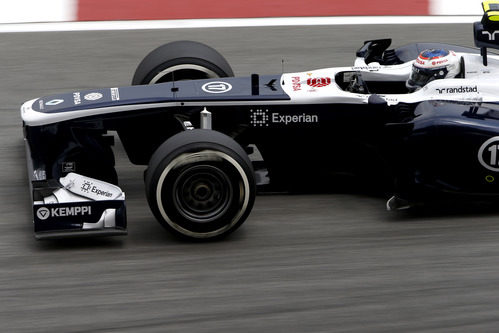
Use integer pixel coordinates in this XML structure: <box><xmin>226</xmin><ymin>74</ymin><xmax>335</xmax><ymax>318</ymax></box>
<box><xmin>483</xmin><ymin>1</ymin><xmax>499</xmax><ymax>21</ymax></box>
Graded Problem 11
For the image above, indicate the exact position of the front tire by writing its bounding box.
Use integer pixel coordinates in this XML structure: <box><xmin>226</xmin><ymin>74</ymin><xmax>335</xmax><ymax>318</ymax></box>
<box><xmin>145</xmin><ymin>130</ymin><xmax>255</xmax><ymax>240</ymax></box>
<box><xmin>132</xmin><ymin>40</ymin><xmax>234</xmax><ymax>85</ymax></box>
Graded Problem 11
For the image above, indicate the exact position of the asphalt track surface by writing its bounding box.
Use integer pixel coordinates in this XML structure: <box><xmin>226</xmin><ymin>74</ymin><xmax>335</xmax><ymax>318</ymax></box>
<box><xmin>2</xmin><ymin>24</ymin><xmax>499</xmax><ymax>332</ymax></box>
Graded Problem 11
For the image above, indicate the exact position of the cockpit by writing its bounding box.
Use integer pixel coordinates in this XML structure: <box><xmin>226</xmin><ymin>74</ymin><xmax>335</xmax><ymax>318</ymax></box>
<box><xmin>335</xmin><ymin>71</ymin><xmax>412</xmax><ymax>95</ymax></box>
<box><xmin>335</xmin><ymin>53</ymin><xmax>467</xmax><ymax>95</ymax></box>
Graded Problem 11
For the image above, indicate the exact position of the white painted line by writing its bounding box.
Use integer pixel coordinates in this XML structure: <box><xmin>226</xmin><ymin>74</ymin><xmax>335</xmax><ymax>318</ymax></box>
<box><xmin>0</xmin><ymin>0</ymin><xmax>76</xmax><ymax>24</ymax></box>
<box><xmin>431</xmin><ymin>0</ymin><xmax>483</xmax><ymax>16</ymax></box>
<box><xmin>0</xmin><ymin>15</ymin><xmax>482</xmax><ymax>33</ymax></box>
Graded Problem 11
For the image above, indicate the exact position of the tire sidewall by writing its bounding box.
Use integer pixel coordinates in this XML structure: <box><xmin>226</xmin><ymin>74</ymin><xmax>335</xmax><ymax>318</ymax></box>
<box><xmin>145</xmin><ymin>130</ymin><xmax>255</xmax><ymax>239</ymax></box>
<box><xmin>135</xmin><ymin>57</ymin><xmax>231</xmax><ymax>85</ymax></box>
<box><xmin>132</xmin><ymin>41</ymin><xmax>234</xmax><ymax>85</ymax></box>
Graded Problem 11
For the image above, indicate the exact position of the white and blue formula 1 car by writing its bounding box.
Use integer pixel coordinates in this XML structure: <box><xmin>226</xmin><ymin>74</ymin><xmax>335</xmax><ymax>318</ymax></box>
<box><xmin>21</xmin><ymin>2</ymin><xmax>499</xmax><ymax>240</ymax></box>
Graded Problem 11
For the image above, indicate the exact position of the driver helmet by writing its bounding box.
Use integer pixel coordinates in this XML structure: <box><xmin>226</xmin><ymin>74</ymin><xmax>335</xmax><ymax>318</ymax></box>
<box><xmin>406</xmin><ymin>49</ymin><xmax>461</xmax><ymax>92</ymax></box>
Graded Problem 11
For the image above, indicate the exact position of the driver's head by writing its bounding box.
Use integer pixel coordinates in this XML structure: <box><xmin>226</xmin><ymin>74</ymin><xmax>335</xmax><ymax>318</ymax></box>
<box><xmin>406</xmin><ymin>49</ymin><xmax>461</xmax><ymax>92</ymax></box>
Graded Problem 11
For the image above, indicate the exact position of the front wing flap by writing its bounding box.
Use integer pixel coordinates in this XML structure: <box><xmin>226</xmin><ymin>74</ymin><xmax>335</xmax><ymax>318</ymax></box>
<box><xmin>31</xmin><ymin>173</ymin><xmax>127</xmax><ymax>239</ymax></box>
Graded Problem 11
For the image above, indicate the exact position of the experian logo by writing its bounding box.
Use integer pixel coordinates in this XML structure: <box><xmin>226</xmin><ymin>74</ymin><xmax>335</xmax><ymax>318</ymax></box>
<box><xmin>272</xmin><ymin>113</ymin><xmax>319</xmax><ymax>125</ymax></box>
<box><xmin>81</xmin><ymin>181</ymin><xmax>113</xmax><ymax>198</ymax></box>
<box><xmin>36</xmin><ymin>206</ymin><xmax>92</xmax><ymax>220</ymax></box>
<box><xmin>250</xmin><ymin>109</ymin><xmax>319</xmax><ymax>127</ymax></box>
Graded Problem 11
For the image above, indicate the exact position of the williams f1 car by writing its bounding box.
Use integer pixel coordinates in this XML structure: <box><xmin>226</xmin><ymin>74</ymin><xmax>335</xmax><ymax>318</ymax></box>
<box><xmin>21</xmin><ymin>2</ymin><xmax>499</xmax><ymax>240</ymax></box>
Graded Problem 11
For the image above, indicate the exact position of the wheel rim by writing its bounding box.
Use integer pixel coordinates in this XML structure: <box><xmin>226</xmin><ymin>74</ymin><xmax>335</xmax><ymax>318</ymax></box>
<box><xmin>149</xmin><ymin>64</ymin><xmax>219</xmax><ymax>84</ymax></box>
<box><xmin>173</xmin><ymin>164</ymin><xmax>233</xmax><ymax>223</ymax></box>
<box><xmin>155</xmin><ymin>150</ymin><xmax>252</xmax><ymax>238</ymax></box>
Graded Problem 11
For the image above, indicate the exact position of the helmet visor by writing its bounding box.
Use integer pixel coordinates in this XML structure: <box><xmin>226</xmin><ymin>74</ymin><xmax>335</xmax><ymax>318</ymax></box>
<box><xmin>408</xmin><ymin>65</ymin><xmax>448</xmax><ymax>89</ymax></box>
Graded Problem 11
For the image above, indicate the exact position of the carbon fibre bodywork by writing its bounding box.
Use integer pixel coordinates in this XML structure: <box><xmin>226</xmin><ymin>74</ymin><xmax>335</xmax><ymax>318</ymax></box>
<box><xmin>21</xmin><ymin>24</ymin><xmax>499</xmax><ymax>238</ymax></box>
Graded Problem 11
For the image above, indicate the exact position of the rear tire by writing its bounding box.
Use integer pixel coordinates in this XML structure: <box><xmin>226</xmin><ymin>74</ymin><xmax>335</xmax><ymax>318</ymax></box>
<box><xmin>145</xmin><ymin>130</ymin><xmax>255</xmax><ymax>240</ymax></box>
<box><xmin>132</xmin><ymin>40</ymin><xmax>234</xmax><ymax>85</ymax></box>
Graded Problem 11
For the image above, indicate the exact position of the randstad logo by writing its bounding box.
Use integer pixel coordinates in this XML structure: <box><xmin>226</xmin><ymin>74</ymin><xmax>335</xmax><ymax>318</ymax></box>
<box><xmin>482</xmin><ymin>30</ymin><xmax>499</xmax><ymax>41</ymax></box>
<box><xmin>435</xmin><ymin>86</ymin><xmax>478</xmax><ymax>94</ymax></box>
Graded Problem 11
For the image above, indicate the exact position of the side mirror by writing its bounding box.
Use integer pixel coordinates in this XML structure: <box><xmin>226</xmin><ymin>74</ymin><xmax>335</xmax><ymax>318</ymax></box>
<box><xmin>474</xmin><ymin>22</ymin><xmax>499</xmax><ymax>49</ymax></box>
<box><xmin>473</xmin><ymin>1</ymin><xmax>499</xmax><ymax>65</ymax></box>
<box><xmin>368</xmin><ymin>94</ymin><xmax>388</xmax><ymax>106</ymax></box>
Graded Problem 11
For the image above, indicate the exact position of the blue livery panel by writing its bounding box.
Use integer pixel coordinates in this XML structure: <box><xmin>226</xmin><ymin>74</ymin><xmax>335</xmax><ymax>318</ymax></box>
<box><xmin>31</xmin><ymin>75</ymin><xmax>289</xmax><ymax>114</ymax></box>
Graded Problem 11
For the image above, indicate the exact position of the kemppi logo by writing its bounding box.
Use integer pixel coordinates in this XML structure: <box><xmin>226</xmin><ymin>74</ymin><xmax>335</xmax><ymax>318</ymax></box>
<box><xmin>36</xmin><ymin>206</ymin><xmax>92</xmax><ymax>220</ymax></box>
<box><xmin>36</xmin><ymin>207</ymin><xmax>50</xmax><ymax>220</ymax></box>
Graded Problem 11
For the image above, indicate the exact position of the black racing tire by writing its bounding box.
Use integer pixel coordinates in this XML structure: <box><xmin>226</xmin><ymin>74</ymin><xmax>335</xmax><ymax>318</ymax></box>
<box><xmin>145</xmin><ymin>130</ymin><xmax>255</xmax><ymax>240</ymax></box>
<box><xmin>132</xmin><ymin>40</ymin><xmax>234</xmax><ymax>85</ymax></box>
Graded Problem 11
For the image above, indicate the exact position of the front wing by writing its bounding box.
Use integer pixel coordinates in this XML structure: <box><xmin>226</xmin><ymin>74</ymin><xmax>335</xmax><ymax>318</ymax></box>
<box><xmin>30</xmin><ymin>172</ymin><xmax>127</xmax><ymax>240</ymax></box>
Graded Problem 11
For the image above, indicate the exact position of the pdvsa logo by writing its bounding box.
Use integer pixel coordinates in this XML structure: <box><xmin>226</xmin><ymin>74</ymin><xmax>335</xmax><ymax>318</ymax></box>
<box><xmin>292</xmin><ymin>76</ymin><xmax>301</xmax><ymax>91</ymax></box>
<box><xmin>432</xmin><ymin>59</ymin><xmax>448</xmax><ymax>66</ymax></box>
<box><xmin>307</xmin><ymin>77</ymin><xmax>331</xmax><ymax>88</ymax></box>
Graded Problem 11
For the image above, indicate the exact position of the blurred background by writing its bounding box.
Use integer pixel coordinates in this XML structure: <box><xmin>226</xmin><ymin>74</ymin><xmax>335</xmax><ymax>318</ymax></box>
<box><xmin>2</xmin><ymin>1</ymin><xmax>497</xmax><ymax>332</ymax></box>
<box><xmin>0</xmin><ymin>0</ymin><xmax>484</xmax><ymax>24</ymax></box>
